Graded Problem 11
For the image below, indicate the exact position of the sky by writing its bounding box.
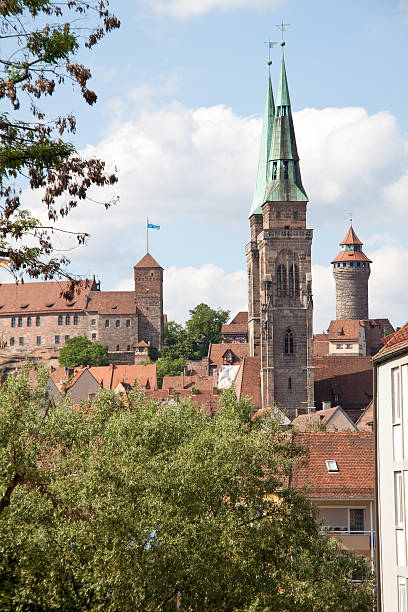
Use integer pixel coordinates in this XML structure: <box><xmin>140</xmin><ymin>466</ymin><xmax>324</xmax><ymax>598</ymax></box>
<box><xmin>19</xmin><ymin>0</ymin><xmax>408</xmax><ymax>332</ymax></box>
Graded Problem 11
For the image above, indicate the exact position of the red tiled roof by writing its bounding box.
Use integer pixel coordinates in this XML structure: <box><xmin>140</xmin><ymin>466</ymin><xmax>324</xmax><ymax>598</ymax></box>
<box><xmin>234</xmin><ymin>356</ymin><xmax>262</xmax><ymax>409</ymax></box>
<box><xmin>373</xmin><ymin>322</ymin><xmax>408</xmax><ymax>361</ymax></box>
<box><xmin>134</xmin><ymin>253</ymin><xmax>162</xmax><ymax>269</ymax></box>
<box><xmin>0</xmin><ymin>279</ymin><xmax>93</xmax><ymax>315</ymax></box>
<box><xmin>328</xmin><ymin>320</ymin><xmax>361</xmax><ymax>341</ymax></box>
<box><xmin>221</xmin><ymin>323</ymin><xmax>248</xmax><ymax>335</ymax></box>
<box><xmin>87</xmin><ymin>291</ymin><xmax>136</xmax><ymax>315</ymax></box>
<box><xmin>355</xmin><ymin>401</ymin><xmax>374</xmax><ymax>431</ymax></box>
<box><xmin>339</xmin><ymin>226</ymin><xmax>363</xmax><ymax>246</ymax></box>
<box><xmin>230</xmin><ymin>312</ymin><xmax>248</xmax><ymax>325</ymax></box>
<box><xmin>331</xmin><ymin>250</ymin><xmax>371</xmax><ymax>264</ymax></box>
<box><xmin>291</xmin><ymin>406</ymin><xmax>357</xmax><ymax>431</ymax></box>
<box><xmin>208</xmin><ymin>343</ymin><xmax>249</xmax><ymax>368</ymax></box>
<box><xmin>290</xmin><ymin>432</ymin><xmax>374</xmax><ymax>499</ymax></box>
<box><xmin>88</xmin><ymin>363</ymin><xmax>157</xmax><ymax>390</ymax></box>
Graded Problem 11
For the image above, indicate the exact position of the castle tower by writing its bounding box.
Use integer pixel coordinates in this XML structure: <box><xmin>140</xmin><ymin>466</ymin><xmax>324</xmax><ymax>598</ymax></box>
<box><xmin>246</xmin><ymin>51</ymin><xmax>314</xmax><ymax>417</ymax></box>
<box><xmin>134</xmin><ymin>253</ymin><xmax>163</xmax><ymax>349</ymax></box>
<box><xmin>331</xmin><ymin>226</ymin><xmax>372</xmax><ymax>320</ymax></box>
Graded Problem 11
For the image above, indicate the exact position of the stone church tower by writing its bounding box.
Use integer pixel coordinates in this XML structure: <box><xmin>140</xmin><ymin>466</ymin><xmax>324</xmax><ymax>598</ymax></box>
<box><xmin>331</xmin><ymin>226</ymin><xmax>371</xmax><ymax>320</ymax></box>
<box><xmin>246</xmin><ymin>53</ymin><xmax>314</xmax><ymax>417</ymax></box>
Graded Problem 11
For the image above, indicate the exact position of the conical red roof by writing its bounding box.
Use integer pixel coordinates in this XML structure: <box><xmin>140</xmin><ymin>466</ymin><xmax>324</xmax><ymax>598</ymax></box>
<box><xmin>340</xmin><ymin>226</ymin><xmax>363</xmax><ymax>246</ymax></box>
<box><xmin>134</xmin><ymin>253</ymin><xmax>162</xmax><ymax>269</ymax></box>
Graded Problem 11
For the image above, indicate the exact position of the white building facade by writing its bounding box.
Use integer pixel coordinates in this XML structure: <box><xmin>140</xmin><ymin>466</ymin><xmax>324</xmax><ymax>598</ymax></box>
<box><xmin>374</xmin><ymin>325</ymin><xmax>408</xmax><ymax>611</ymax></box>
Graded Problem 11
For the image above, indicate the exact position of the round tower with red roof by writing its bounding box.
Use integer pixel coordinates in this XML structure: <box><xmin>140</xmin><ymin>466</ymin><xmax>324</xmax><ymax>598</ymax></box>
<box><xmin>331</xmin><ymin>226</ymin><xmax>371</xmax><ymax>320</ymax></box>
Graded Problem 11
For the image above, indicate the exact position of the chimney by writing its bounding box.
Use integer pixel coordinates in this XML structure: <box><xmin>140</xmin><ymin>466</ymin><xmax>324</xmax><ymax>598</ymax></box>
<box><xmin>322</xmin><ymin>401</ymin><xmax>331</xmax><ymax>410</ymax></box>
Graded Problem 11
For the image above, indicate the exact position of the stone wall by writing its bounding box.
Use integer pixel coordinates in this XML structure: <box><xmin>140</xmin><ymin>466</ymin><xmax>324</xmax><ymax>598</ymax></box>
<box><xmin>333</xmin><ymin>267</ymin><xmax>370</xmax><ymax>320</ymax></box>
<box><xmin>134</xmin><ymin>265</ymin><xmax>163</xmax><ymax>349</ymax></box>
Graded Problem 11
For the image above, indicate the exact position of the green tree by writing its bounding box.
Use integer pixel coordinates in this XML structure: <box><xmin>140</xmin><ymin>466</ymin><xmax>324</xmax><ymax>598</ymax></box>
<box><xmin>186</xmin><ymin>303</ymin><xmax>230</xmax><ymax>358</ymax></box>
<box><xmin>59</xmin><ymin>336</ymin><xmax>109</xmax><ymax>367</ymax></box>
<box><xmin>0</xmin><ymin>372</ymin><xmax>374</xmax><ymax>611</ymax></box>
<box><xmin>0</xmin><ymin>1</ymin><xmax>120</xmax><ymax>296</ymax></box>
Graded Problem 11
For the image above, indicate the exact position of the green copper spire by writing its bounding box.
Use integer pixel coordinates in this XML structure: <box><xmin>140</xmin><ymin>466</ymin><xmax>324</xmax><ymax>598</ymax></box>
<box><xmin>265</xmin><ymin>53</ymin><xmax>308</xmax><ymax>202</ymax></box>
<box><xmin>249</xmin><ymin>70</ymin><xmax>275</xmax><ymax>217</ymax></box>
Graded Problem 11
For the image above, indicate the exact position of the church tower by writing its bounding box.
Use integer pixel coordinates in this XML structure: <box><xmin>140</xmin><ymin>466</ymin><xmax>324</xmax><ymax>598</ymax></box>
<box><xmin>246</xmin><ymin>50</ymin><xmax>314</xmax><ymax>417</ymax></box>
<box><xmin>332</xmin><ymin>226</ymin><xmax>371</xmax><ymax>320</ymax></box>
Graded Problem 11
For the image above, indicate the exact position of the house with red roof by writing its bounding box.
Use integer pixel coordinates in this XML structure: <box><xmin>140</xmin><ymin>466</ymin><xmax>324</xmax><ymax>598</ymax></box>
<box><xmin>291</xmin><ymin>432</ymin><xmax>375</xmax><ymax>561</ymax></box>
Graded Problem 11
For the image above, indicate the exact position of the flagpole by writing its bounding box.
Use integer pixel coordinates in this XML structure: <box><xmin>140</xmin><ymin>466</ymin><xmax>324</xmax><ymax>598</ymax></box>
<box><xmin>147</xmin><ymin>217</ymin><xmax>149</xmax><ymax>253</ymax></box>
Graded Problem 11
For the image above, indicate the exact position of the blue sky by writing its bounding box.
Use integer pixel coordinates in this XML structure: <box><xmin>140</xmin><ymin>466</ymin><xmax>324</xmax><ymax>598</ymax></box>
<box><xmin>21</xmin><ymin>0</ymin><xmax>408</xmax><ymax>330</ymax></box>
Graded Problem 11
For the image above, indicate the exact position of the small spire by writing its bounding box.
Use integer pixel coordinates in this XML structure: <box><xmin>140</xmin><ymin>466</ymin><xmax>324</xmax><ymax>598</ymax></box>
<box><xmin>249</xmin><ymin>67</ymin><xmax>275</xmax><ymax>217</ymax></box>
<box><xmin>276</xmin><ymin>54</ymin><xmax>291</xmax><ymax>108</ymax></box>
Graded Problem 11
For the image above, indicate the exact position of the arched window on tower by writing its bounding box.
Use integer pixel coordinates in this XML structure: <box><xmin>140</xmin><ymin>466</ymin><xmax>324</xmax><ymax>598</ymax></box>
<box><xmin>285</xmin><ymin>328</ymin><xmax>294</xmax><ymax>355</ymax></box>
<box><xmin>277</xmin><ymin>264</ymin><xmax>287</xmax><ymax>297</ymax></box>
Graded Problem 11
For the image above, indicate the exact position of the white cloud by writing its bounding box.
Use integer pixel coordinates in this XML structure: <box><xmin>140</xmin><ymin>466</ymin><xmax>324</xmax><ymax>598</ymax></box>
<box><xmin>295</xmin><ymin>107</ymin><xmax>403</xmax><ymax>208</ymax></box>
<box><xmin>144</xmin><ymin>0</ymin><xmax>285</xmax><ymax>18</ymax></box>
<box><xmin>312</xmin><ymin>264</ymin><xmax>335</xmax><ymax>333</ymax></box>
<box><xmin>116</xmin><ymin>264</ymin><xmax>247</xmax><ymax>324</ymax></box>
<box><xmin>383</xmin><ymin>171</ymin><xmax>408</xmax><ymax>219</ymax></box>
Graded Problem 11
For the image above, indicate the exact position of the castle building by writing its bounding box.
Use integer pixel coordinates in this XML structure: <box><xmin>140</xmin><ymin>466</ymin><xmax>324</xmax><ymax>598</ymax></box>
<box><xmin>246</xmin><ymin>52</ymin><xmax>314</xmax><ymax>417</ymax></box>
<box><xmin>0</xmin><ymin>253</ymin><xmax>163</xmax><ymax>355</ymax></box>
<box><xmin>331</xmin><ymin>225</ymin><xmax>371</xmax><ymax>320</ymax></box>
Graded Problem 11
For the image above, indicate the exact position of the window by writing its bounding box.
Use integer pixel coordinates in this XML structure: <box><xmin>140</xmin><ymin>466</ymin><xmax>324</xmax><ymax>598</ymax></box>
<box><xmin>393</xmin><ymin>367</ymin><xmax>401</xmax><ymax>423</ymax></box>
<box><xmin>10</xmin><ymin>337</ymin><xmax>14</xmax><ymax>347</ymax></box>
<box><xmin>349</xmin><ymin>508</ymin><xmax>364</xmax><ymax>533</ymax></box>
<box><xmin>288</xmin><ymin>377</ymin><xmax>292</xmax><ymax>390</ymax></box>
<box><xmin>272</xmin><ymin>161</ymin><xmax>277</xmax><ymax>180</ymax></box>
<box><xmin>36</xmin><ymin>336</ymin><xmax>41</xmax><ymax>346</ymax></box>
<box><xmin>27</xmin><ymin>316</ymin><xmax>32</xmax><ymax>327</ymax></box>
<box><xmin>334</xmin><ymin>394</ymin><xmax>339</xmax><ymax>403</ymax></box>
<box><xmin>92</xmin><ymin>333</ymin><xmax>96</xmax><ymax>340</ymax></box>
<box><xmin>55</xmin><ymin>335</ymin><xmax>60</xmax><ymax>345</ymax></box>
<box><xmin>325</xmin><ymin>460</ymin><xmax>339</xmax><ymax>472</ymax></box>
<box><xmin>73</xmin><ymin>314</ymin><xmax>79</xmax><ymax>325</ymax></box>
<box><xmin>284</xmin><ymin>328</ymin><xmax>294</xmax><ymax>355</ymax></box>
<box><xmin>395</xmin><ymin>472</ymin><xmax>404</xmax><ymax>528</ymax></box>
<box><xmin>65</xmin><ymin>335</ymin><xmax>70</xmax><ymax>341</ymax></box>
<box><xmin>11</xmin><ymin>317</ymin><xmax>16</xmax><ymax>328</ymax></box>
<box><xmin>126</xmin><ymin>319</ymin><xmax>130</xmax><ymax>327</ymax></box>
<box><xmin>398</xmin><ymin>577</ymin><xmax>407</xmax><ymax>612</ymax></box>
<box><xmin>91</xmin><ymin>319</ymin><xmax>96</xmax><ymax>325</ymax></box>
<box><xmin>276</xmin><ymin>211</ymin><xmax>281</xmax><ymax>219</ymax></box>
<box><xmin>127</xmin><ymin>345</ymin><xmax>130</xmax><ymax>351</ymax></box>
<box><xmin>116</xmin><ymin>344</ymin><xmax>120</xmax><ymax>351</ymax></box>
<box><xmin>36</xmin><ymin>315</ymin><xmax>40</xmax><ymax>326</ymax></box>
<box><xmin>336</xmin><ymin>343</ymin><xmax>343</xmax><ymax>349</ymax></box>
<box><xmin>277</xmin><ymin>264</ymin><xmax>287</xmax><ymax>297</ymax></box>
<box><xmin>293</xmin><ymin>211</ymin><xmax>298</xmax><ymax>220</ymax></box>
<box><xmin>19</xmin><ymin>337</ymin><xmax>24</xmax><ymax>346</ymax></box>
<box><xmin>346</xmin><ymin>344</ymin><xmax>352</xmax><ymax>349</ymax></box>
<box><xmin>18</xmin><ymin>316</ymin><xmax>23</xmax><ymax>327</ymax></box>
<box><xmin>289</xmin><ymin>264</ymin><xmax>299</xmax><ymax>298</ymax></box>
<box><xmin>58</xmin><ymin>315</ymin><xmax>63</xmax><ymax>326</ymax></box>
<box><xmin>105</xmin><ymin>320</ymin><xmax>110</xmax><ymax>327</ymax></box>
<box><xmin>283</xmin><ymin>160</ymin><xmax>289</xmax><ymax>179</ymax></box>
<box><xmin>65</xmin><ymin>314</ymin><xmax>70</xmax><ymax>325</ymax></box>
<box><xmin>116</xmin><ymin>320</ymin><xmax>120</xmax><ymax>328</ymax></box>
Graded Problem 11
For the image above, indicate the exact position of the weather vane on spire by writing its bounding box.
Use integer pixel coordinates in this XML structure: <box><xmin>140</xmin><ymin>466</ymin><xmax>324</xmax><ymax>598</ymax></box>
<box><xmin>275</xmin><ymin>21</ymin><xmax>290</xmax><ymax>46</ymax></box>
<box><xmin>264</xmin><ymin>40</ymin><xmax>277</xmax><ymax>65</ymax></box>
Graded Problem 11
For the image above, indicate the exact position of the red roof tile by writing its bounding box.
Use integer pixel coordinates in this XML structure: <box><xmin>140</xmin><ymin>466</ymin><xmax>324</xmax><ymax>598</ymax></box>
<box><xmin>88</xmin><ymin>291</ymin><xmax>136</xmax><ymax>315</ymax></box>
<box><xmin>208</xmin><ymin>343</ymin><xmax>249</xmax><ymax>368</ymax></box>
<box><xmin>291</xmin><ymin>406</ymin><xmax>357</xmax><ymax>431</ymax></box>
<box><xmin>339</xmin><ymin>226</ymin><xmax>363</xmax><ymax>246</ymax></box>
<box><xmin>0</xmin><ymin>279</ymin><xmax>93</xmax><ymax>315</ymax></box>
<box><xmin>134</xmin><ymin>253</ymin><xmax>162</xmax><ymax>269</ymax></box>
<box><xmin>373</xmin><ymin>322</ymin><xmax>408</xmax><ymax>360</ymax></box>
<box><xmin>331</xmin><ymin>250</ymin><xmax>372</xmax><ymax>264</ymax></box>
<box><xmin>290</xmin><ymin>432</ymin><xmax>374</xmax><ymax>499</ymax></box>
<box><xmin>88</xmin><ymin>363</ymin><xmax>157</xmax><ymax>390</ymax></box>
<box><xmin>230</xmin><ymin>312</ymin><xmax>248</xmax><ymax>324</ymax></box>
<box><xmin>234</xmin><ymin>356</ymin><xmax>262</xmax><ymax>409</ymax></box>
<box><xmin>328</xmin><ymin>320</ymin><xmax>361</xmax><ymax>341</ymax></box>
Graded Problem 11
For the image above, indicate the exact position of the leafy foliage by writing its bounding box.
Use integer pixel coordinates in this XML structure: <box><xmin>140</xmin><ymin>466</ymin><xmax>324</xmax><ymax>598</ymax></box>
<box><xmin>0</xmin><ymin>1</ymin><xmax>120</xmax><ymax>296</ymax></box>
<box><xmin>58</xmin><ymin>335</ymin><xmax>109</xmax><ymax>367</ymax></box>
<box><xmin>0</xmin><ymin>372</ymin><xmax>374</xmax><ymax>610</ymax></box>
<box><xmin>156</xmin><ymin>305</ymin><xmax>230</xmax><ymax>386</ymax></box>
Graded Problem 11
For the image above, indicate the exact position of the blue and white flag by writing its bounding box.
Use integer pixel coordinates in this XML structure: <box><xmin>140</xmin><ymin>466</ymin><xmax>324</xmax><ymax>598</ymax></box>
<box><xmin>147</xmin><ymin>223</ymin><xmax>160</xmax><ymax>230</ymax></box>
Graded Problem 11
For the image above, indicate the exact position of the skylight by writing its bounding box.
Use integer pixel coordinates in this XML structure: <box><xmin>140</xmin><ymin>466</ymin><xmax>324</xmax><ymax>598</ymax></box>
<box><xmin>325</xmin><ymin>460</ymin><xmax>339</xmax><ymax>473</ymax></box>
